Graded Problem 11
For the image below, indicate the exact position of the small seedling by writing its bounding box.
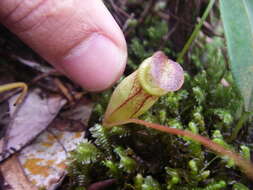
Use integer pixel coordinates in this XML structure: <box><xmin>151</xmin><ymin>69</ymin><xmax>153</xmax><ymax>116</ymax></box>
<box><xmin>103</xmin><ymin>51</ymin><xmax>184</xmax><ymax>126</ymax></box>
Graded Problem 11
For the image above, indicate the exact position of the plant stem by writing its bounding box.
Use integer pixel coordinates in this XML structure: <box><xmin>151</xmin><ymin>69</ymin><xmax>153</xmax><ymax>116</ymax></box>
<box><xmin>128</xmin><ymin>118</ymin><xmax>253</xmax><ymax>180</ymax></box>
<box><xmin>177</xmin><ymin>0</ymin><xmax>216</xmax><ymax>63</ymax></box>
<box><xmin>0</xmin><ymin>82</ymin><xmax>28</xmax><ymax>105</ymax></box>
<box><xmin>229</xmin><ymin>111</ymin><xmax>251</xmax><ymax>142</ymax></box>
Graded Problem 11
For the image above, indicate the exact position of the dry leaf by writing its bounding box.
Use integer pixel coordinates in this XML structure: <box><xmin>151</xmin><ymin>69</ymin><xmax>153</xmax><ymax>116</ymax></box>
<box><xmin>17</xmin><ymin>98</ymin><xmax>93</xmax><ymax>189</ymax></box>
<box><xmin>18</xmin><ymin>128</ymin><xmax>85</xmax><ymax>190</ymax></box>
<box><xmin>0</xmin><ymin>155</ymin><xmax>37</xmax><ymax>190</ymax></box>
<box><xmin>0</xmin><ymin>88</ymin><xmax>93</xmax><ymax>190</ymax></box>
<box><xmin>51</xmin><ymin>98</ymin><xmax>93</xmax><ymax>131</ymax></box>
<box><xmin>0</xmin><ymin>88</ymin><xmax>66</xmax><ymax>161</ymax></box>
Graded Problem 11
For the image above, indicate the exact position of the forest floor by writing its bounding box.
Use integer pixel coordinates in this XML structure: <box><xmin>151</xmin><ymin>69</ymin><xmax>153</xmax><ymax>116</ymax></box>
<box><xmin>0</xmin><ymin>0</ymin><xmax>252</xmax><ymax>190</ymax></box>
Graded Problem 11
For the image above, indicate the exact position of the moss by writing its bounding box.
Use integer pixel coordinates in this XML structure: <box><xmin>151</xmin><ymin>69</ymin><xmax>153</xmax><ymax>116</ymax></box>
<box><xmin>67</xmin><ymin>2</ymin><xmax>252</xmax><ymax>189</ymax></box>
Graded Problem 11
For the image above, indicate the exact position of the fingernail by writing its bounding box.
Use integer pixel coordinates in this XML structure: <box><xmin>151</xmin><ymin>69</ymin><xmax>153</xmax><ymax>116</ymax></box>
<box><xmin>60</xmin><ymin>33</ymin><xmax>127</xmax><ymax>91</ymax></box>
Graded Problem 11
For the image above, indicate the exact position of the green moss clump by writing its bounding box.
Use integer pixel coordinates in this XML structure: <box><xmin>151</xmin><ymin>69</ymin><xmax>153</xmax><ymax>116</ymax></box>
<box><xmin>66</xmin><ymin>2</ymin><xmax>252</xmax><ymax>189</ymax></box>
<box><xmin>66</xmin><ymin>35</ymin><xmax>252</xmax><ymax>189</ymax></box>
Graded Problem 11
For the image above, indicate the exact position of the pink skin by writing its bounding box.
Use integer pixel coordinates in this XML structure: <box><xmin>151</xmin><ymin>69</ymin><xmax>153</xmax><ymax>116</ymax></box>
<box><xmin>0</xmin><ymin>0</ymin><xmax>127</xmax><ymax>91</ymax></box>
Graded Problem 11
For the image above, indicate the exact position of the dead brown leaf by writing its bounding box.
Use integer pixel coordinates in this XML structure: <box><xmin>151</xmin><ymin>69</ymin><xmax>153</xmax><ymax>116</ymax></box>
<box><xmin>0</xmin><ymin>155</ymin><xmax>37</xmax><ymax>190</ymax></box>
<box><xmin>51</xmin><ymin>98</ymin><xmax>93</xmax><ymax>132</ymax></box>
<box><xmin>0</xmin><ymin>88</ymin><xmax>66</xmax><ymax>161</ymax></box>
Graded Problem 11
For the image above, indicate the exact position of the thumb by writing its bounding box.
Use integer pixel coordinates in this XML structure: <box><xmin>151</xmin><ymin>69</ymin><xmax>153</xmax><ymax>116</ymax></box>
<box><xmin>0</xmin><ymin>0</ymin><xmax>127</xmax><ymax>91</ymax></box>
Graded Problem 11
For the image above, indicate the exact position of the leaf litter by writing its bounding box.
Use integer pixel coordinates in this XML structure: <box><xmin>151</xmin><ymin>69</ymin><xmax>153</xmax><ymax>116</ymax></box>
<box><xmin>0</xmin><ymin>87</ymin><xmax>93</xmax><ymax>190</ymax></box>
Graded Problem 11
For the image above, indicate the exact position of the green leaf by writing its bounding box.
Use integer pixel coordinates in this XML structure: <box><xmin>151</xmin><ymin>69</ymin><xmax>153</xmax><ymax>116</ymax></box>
<box><xmin>220</xmin><ymin>0</ymin><xmax>253</xmax><ymax>111</ymax></box>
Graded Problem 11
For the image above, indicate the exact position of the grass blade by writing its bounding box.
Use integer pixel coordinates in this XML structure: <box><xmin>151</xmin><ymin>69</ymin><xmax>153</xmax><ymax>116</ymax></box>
<box><xmin>220</xmin><ymin>0</ymin><xmax>253</xmax><ymax>111</ymax></box>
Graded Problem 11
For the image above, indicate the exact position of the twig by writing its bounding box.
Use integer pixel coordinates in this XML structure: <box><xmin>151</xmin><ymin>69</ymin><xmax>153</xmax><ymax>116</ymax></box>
<box><xmin>199</xmin><ymin>18</ymin><xmax>223</xmax><ymax>37</ymax></box>
<box><xmin>31</xmin><ymin>70</ymin><xmax>61</xmax><ymax>84</ymax></box>
<box><xmin>124</xmin><ymin>0</ymin><xmax>155</xmax><ymax>37</ymax></box>
<box><xmin>159</xmin><ymin>22</ymin><xmax>179</xmax><ymax>49</ymax></box>
<box><xmin>177</xmin><ymin>0</ymin><xmax>216</xmax><ymax>63</ymax></box>
<box><xmin>138</xmin><ymin>0</ymin><xmax>154</xmax><ymax>24</ymax></box>
<box><xmin>122</xmin><ymin>13</ymin><xmax>135</xmax><ymax>31</ymax></box>
<box><xmin>53</xmin><ymin>78</ymin><xmax>75</xmax><ymax>104</ymax></box>
<box><xmin>156</xmin><ymin>11</ymin><xmax>170</xmax><ymax>20</ymax></box>
<box><xmin>108</xmin><ymin>0</ymin><xmax>131</xmax><ymax>18</ymax></box>
<box><xmin>87</xmin><ymin>179</ymin><xmax>116</xmax><ymax>190</ymax></box>
<box><xmin>161</xmin><ymin>11</ymin><xmax>193</xmax><ymax>28</ymax></box>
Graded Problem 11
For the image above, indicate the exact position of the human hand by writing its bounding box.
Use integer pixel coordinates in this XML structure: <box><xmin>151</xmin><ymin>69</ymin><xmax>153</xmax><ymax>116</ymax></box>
<box><xmin>0</xmin><ymin>0</ymin><xmax>127</xmax><ymax>91</ymax></box>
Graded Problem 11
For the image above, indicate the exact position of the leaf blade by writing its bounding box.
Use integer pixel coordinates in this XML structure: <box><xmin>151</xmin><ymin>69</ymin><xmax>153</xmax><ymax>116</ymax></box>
<box><xmin>220</xmin><ymin>0</ymin><xmax>253</xmax><ymax>111</ymax></box>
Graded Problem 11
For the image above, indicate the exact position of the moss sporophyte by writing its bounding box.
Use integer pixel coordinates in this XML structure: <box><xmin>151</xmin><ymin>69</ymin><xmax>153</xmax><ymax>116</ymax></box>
<box><xmin>103</xmin><ymin>51</ymin><xmax>253</xmax><ymax>180</ymax></box>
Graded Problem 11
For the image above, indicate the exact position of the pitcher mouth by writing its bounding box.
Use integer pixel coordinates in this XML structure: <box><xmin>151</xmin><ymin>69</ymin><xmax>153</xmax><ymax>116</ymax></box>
<box><xmin>138</xmin><ymin>51</ymin><xmax>184</xmax><ymax>96</ymax></box>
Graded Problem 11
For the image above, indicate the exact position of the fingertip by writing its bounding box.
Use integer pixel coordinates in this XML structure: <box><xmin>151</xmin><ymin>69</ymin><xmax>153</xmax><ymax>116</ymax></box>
<box><xmin>0</xmin><ymin>0</ymin><xmax>128</xmax><ymax>91</ymax></box>
<box><xmin>60</xmin><ymin>33</ymin><xmax>127</xmax><ymax>91</ymax></box>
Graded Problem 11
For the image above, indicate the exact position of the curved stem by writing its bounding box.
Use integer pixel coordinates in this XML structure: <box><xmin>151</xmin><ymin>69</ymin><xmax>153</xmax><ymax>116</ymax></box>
<box><xmin>177</xmin><ymin>0</ymin><xmax>216</xmax><ymax>63</ymax></box>
<box><xmin>0</xmin><ymin>82</ymin><xmax>28</xmax><ymax>105</ymax></box>
<box><xmin>127</xmin><ymin>118</ymin><xmax>253</xmax><ymax>180</ymax></box>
